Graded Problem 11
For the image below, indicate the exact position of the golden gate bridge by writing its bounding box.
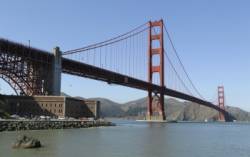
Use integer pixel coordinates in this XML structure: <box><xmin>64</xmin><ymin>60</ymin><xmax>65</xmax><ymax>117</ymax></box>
<box><xmin>0</xmin><ymin>19</ymin><xmax>234</xmax><ymax>121</ymax></box>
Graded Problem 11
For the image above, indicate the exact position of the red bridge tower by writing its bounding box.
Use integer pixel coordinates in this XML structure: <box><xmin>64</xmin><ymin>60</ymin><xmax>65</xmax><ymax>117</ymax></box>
<box><xmin>147</xmin><ymin>20</ymin><xmax>166</xmax><ymax>121</ymax></box>
<box><xmin>218</xmin><ymin>86</ymin><xmax>225</xmax><ymax>121</ymax></box>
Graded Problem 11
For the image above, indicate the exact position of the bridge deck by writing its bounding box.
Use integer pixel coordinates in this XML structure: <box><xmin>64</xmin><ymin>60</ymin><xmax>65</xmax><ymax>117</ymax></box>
<box><xmin>0</xmin><ymin>38</ymin><xmax>53</xmax><ymax>60</ymax></box>
<box><xmin>62</xmin><ymin>58</ymin><xmax>233</xmax><ymax>121</ymax></box>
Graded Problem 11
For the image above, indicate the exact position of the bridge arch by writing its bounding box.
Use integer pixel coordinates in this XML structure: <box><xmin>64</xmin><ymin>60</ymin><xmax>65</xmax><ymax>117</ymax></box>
<box><xmin>0</xmin><ymin>71</ymin><xmax>26</xmax><ymax>95</ymax></box>
<box><xmin>0</xmin><ymin>38</ymin><xmax>55</xmax><ymax>96</ymax></box>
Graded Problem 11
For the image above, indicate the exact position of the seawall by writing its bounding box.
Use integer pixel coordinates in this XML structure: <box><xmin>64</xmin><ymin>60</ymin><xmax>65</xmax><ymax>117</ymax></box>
<box><xmin>0</xmin><ymin>119</ymin><xmax>115</xmax><ymax>132</ymax></box>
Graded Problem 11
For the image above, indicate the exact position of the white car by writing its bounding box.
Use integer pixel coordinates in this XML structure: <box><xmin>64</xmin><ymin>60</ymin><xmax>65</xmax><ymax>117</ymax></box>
<box><xmin>40</xmin><ymin>115</ymin><xmax>46</xmax><ymax>119</ymax></box>
<box><xmin>58</xmin><ymin>117</ymin><xmax>65</xmax><ymax>120</ymax></box>
<box><xmin>10</xmin><ymin>114</ymin><xmax>20</xmax><ymax>119</ymax></box>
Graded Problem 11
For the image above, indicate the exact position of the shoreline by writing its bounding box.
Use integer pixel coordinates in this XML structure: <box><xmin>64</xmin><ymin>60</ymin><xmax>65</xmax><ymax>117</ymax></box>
<box><xmin>0</xmin><ymin>119</ymin><xmax>115</xmax><ymax>132</ymax></box>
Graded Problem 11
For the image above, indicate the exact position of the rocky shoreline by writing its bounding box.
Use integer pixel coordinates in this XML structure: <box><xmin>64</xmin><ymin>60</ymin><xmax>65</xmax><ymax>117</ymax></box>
<box><xmin>0</xmin><ymin>120</ymin><xmax>115</xmax><ymax>132</ymax></box>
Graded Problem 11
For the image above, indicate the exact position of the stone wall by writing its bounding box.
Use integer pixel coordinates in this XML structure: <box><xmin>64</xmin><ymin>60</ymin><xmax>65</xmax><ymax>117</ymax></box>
<box><xmin>65</xmin><ymin>97</ymin><xmax>94</xmax><ymax>118</ymax></box>
<box><xmin>0</xmin><ymin>120</ymin><xmax>114</xmax><ymax>132</ymax></box>
<box><xmin>3</xmin><ymin>95</ymin><xmax>100</xmax><ymax>119</ymax></box>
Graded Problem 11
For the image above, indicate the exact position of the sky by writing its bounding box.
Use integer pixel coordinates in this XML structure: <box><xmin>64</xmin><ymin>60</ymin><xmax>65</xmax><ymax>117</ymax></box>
<box><xmin>0</xmin><ymin>0</ymin><xmax>250</xmax><ymax>110</ymax></box>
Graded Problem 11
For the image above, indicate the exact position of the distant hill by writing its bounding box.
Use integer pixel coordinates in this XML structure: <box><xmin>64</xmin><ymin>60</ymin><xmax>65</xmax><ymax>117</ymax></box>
<box><xmin>87</xmin><ymin>98</ymin><xmax>125</xmax><ymax>117</ymax></box>
<box><xmin>88</xmin><ymin>97</ymin><xmax>250</xmax><ymax>122</ymax></box>
<box><xmin>61</xmin><ymin>92</ymin><xmax>71</xmax><ymax>97</ymax></box>
<box><xmin>1</xmin><ymin>92</ymin><xmax>249</xmax><ymax>121</ymax></box>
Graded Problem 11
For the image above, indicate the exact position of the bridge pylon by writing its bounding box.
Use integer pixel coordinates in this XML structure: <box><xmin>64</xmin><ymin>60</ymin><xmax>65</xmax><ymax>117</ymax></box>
<box><xmin>147</xmin><ymin>20</ymin><xmax>166</xmax><ymax>121</ymax></box>
<box><xmin>52</xmin><ymin>47</ymin><xmax>62</xmax><ymax>96</ymax></box>
<box><xmin>218</xmin><ymin>86</ymin><xmax>225</xmax><ymax>121</ymax></box>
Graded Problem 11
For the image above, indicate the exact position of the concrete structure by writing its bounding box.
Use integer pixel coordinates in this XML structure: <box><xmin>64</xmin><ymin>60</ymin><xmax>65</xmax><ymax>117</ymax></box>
<box><xmin>52</xmin><ymin>47</ymin><xmax>62</xmax><ymax>96</ymax></box>
<box><xmin>3</xmin><ymin>95</ymin><xmax>100</xmax><ymax>119</ymax></box>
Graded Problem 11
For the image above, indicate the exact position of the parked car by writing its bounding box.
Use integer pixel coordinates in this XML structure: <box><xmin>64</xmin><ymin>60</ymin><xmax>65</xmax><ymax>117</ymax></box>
<box><xmin>10</xmin><ymin>114</ymin><xmax>20</xmax><ymax>119</ymax></box>
<box><xmin>58</xmin><ymin>117</ymin><xmax>65</xmax><ymax>120</ymax></box>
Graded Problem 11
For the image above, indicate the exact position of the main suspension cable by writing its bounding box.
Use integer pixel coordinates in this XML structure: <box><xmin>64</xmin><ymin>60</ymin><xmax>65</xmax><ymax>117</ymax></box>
<box><xmin>63</xmin><ymin>22</ymin><xmax>149</xmax><ymax>55</ymax></box>
<box><xmin>164</xmin><ymin>50</ymin><xmax>193</xmax><ymax>96</ymax></box>
<box><xmin>163</xmin><ymin>23</ymin><xmax>204</xmax><ymax>100</ymax></box>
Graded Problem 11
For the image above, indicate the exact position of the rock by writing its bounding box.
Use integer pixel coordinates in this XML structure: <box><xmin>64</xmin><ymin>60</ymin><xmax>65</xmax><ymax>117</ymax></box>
<box><xmin>12</xmin><ymin>135</ymin><xmax>41</xmax><ymax>149</ymax></box>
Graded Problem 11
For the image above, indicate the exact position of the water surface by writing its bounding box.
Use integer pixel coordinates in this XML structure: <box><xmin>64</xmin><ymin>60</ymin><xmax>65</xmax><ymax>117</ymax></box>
<box><xmin>0</xmin><ymin>120</ymin><xmax>249</xmax><ymax>157</ymax></box>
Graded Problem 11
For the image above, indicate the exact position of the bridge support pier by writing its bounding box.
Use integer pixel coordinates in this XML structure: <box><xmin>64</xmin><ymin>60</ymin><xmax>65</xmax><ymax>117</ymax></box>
<box><xmin>147</xmin><ymin>20</ymin><xmax>166</xmax><ymax>121</ymax></box>
<box><xmin>147</xmin><ymin>92</ymin><xmax>165</xmax><ymax>121</ymax></box>
<box><xmin>52</xmin><ymin>47</ymin><xmax>62</xmax><ymax>96</ymax></box>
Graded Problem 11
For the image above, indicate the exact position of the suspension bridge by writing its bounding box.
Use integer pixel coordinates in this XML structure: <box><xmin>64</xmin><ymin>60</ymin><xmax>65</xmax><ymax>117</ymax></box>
<box><xmin>0</xmin><ymin>19</ymin><xmax>234</xmax><ymax>122</ymax></box>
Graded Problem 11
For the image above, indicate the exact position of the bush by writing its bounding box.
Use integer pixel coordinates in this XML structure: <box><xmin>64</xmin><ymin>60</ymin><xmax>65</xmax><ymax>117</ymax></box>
<box><xmin>0</xmin><ymin>95</ymin><xmax>9</xmax><ymax>118</ymax></box>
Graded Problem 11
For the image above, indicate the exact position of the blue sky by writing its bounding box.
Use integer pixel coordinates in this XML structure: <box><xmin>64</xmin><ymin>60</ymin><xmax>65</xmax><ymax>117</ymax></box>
<box><xmin>0</xmin><ymin>0</ymin><xmax>250</xmax><ymax>110</ymax></box>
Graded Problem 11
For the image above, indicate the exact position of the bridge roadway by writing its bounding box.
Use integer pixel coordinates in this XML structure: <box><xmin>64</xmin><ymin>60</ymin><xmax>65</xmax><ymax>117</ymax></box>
<box><xmin>62</xmin><ymin>58</ymin><xmax>234</xmax><ymax>121</ymax></box>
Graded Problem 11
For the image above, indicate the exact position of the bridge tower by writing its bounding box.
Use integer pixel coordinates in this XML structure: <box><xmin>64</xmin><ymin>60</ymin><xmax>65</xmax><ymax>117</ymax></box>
<box><xmin>218</xmin><ymin>86</ymin><xmax>225</xmax><ymax>121</ymax></box>
<box><xmin>147</xmin><ymin>20</ymin><xmax>166</xmax><ymax>121</ymax></box>
<box><xmin>52</xmin><ymin>47</ymin><xmax>62</xmax><ymax>96</ymax></box>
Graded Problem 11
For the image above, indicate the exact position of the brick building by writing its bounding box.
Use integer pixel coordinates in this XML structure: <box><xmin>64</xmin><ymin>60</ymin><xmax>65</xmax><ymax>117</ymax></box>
<box><xmin>3</xmin><ymin>95</ymin><xmax>100</xmax><ymax>119</ymax></box>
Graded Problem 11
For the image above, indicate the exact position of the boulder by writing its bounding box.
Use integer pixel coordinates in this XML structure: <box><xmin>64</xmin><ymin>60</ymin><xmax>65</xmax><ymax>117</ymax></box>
<box><xmin>12</xmin><ymin>135</ymin><xmax>41</xmax><ymax>149</ymax></box>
